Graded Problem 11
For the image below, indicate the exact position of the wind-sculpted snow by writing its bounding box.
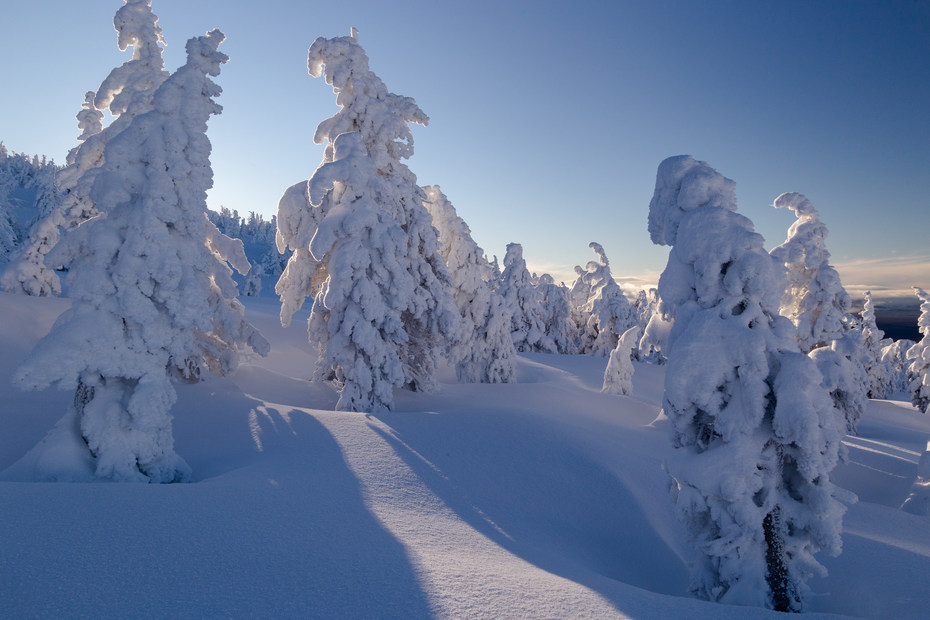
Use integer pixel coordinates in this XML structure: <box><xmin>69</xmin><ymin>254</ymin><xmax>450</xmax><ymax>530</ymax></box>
<box><xmin>2</xmin><ymin>293</ymin><xmax>929</xmax><ymax>618</ymax></box>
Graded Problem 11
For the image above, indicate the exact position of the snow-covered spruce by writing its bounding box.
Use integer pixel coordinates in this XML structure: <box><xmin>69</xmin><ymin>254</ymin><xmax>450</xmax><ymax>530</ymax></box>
<box><xmin>906</xmin><ymin>287</ymin><xmax>930</xmax><ymax>413</ymax></box>
<box><xmin>2</xmin><ymin>0</ymin><xmax>168</xmax><ymax>297</ymax></box>
<box><xmin>500</xmin><ymin>242</ymin><xmax>554</xmax><ymax>353</ymax></box>
<box><xmin>771</xmin><ymin>191</ymin><xmax>866</xmax><ymax>432</ymax></box>
<box><xmin>882</xmin><ymin>337</ymin><xmax>916</xmax><ymax>395</ymax></box>
<box><xmin>14</xmin><ymin>30</ymin><xmax>268</xmax><ymax>483</ymax></box>
<box><xmin>859</xmin><ymin>291</ymin><xmax>892</xmax><ymax>399</ymax></box>
<box><xmin>602</xmin><ymin>325</ymin><xmax>640</xmax><ymax>395</ymax></box>
<box><xmin>649</xmin><ymin>156</ymin><xmax>848</xmax><ymax>612</ymax></box>
<box><xmin>571</xmin><ymin>242</ymin><xmax>635</xmax><ymax>356</ymax></box>
<box><xmin>424</xmin><ymin>185</ymin><xmax>516</xmax><ymax>383</ymax></box>
<box><xmin>277</xmin><ymin>30</ymin><xmax>458</xmax><ymax>411</ymax></box>
<box><xmin>535</xmin><ymin>273</ymin><xmax>576</xmax><ymax>354</ymax></box>
<box><xmin>637</xmin><ymin>288</ymin><xmax>672</xmax><ymax>364</ymax></box>
<box><xmin>0</xmin><ymin>146</ymin><xmax>61</xmax><ymax>270</ymax></box>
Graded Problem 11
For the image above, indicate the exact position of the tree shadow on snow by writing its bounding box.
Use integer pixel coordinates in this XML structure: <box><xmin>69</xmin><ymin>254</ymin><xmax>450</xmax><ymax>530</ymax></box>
<box><xmin>367</xmin><ymin>406</ymin><xmax>690</xmax><ymax>614</ymax></box>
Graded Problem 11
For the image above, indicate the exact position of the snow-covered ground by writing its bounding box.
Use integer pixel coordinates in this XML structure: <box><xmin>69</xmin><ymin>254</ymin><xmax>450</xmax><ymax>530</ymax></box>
<box><xmin>1</xmin><ymin>291</ymin><xmax>928</xmax><ymax>619</ymax></box>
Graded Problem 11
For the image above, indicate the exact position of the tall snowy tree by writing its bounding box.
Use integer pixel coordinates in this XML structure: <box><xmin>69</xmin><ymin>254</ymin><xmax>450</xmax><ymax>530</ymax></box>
<box><xmin>649</xmin><ymin>156</ymin><xmax>847</xmax><ymax>612</ymax></box>
<box><xmin>2</xmin><ymin>0</ymin><xmax>169</xmax><ymax>297</ymax></box>
<box><xmin>535</xmin><ymin>273</ymin><xmax>576</xmax><ymax>354</ymax></box>
<box><xmin>771</xmin><ymin>191</ymin><xmax>866</xmax><ymax>432</ymax></box>
<box><xmin>573</xmin><ymin>242</ymin><xmax>635</xmax><ymax>356</ymax></box>
<box><xmin>859</xmin><ymin>291</ymin><xmax>891</xmax><ymax>399</ymax></box>
<box><xmin>906</xmin><ymin>287</ymin><xmax>930</xmax><ymax>413</ymax></box>
<box><xmin>500</xmin><ymin>242</ymin><xmax>554</xmax><ymax>353</ymax></box>
<box><xmin>15</xmin><ymin>30</ymin><xmax>268</xmax><ymax>483</ymax></box>
<box><xmin>276</xmin><ymin>30</ymin><xmax>458</xmax><ymax>411</ymax></box>
<box><xmin>423</xmin><ymin>185</ymin><xmax>515</xmax><ymax>383</ymax></box>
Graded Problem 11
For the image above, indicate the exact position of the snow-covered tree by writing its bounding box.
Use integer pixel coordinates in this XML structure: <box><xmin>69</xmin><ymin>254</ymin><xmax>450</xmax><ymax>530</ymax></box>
<box><xmin>276</xmin><ymin>31</ymin><xmax>458</xmax><ymax>411</ymax></box>
<box><xmin>0</xmin><ymin>147</ymin><xmax>61</xmax><ymax>268</ymax></box>
<box><xmin>423</xmin><ymin>185</ymin><xmax>515</xmax><ymax>383</ymax></box>
<box><xmin>649</xmin><ymin>156</ymin><xmax>847</xmax><ymax>612</ymax></box>
<box><xmin>574</xmin><ymin>242</ymin><xmax>635</xmax><ymax>356</ymax></box>
<box><xmin>535</xmin><ymin>273</ymin><xmax>576</xmax><ymax>354</ymax></box>
<box><xmin>770</xmin><ymin>192</ymin><xmax>851</xmax><ymax>353</ymax></box>
<box><xmin>2</xmin><ymin>0</ymin><xmax>169</xmax><ymax>297</ymax></box>
<box><xmin>15</xmin><ymin>30</ymin><xmax>268</xmax><ymax>483</ymax></box>
<box><xmin>859</xmin><ymin>291</ymin><xmax>892</xmax><ymax>398</ymax></box>
<box><xmin>907</xmin><ymin>287</ymin><xmax>930</xmax><ymax>413</ymax></box>
<box><xmin>500</xmin><ymin>242</ymin><xmax>554</xmax><ymax>353</ymax></box>
<box><xmin>882</xmin><ymin>338</ymin><xmax>916</xmax><ymax>395</ymax></box>
<box><xmin>602</xmin><ymin>325</ymin><xmax>640</xmax><ymax>395</ymax></box>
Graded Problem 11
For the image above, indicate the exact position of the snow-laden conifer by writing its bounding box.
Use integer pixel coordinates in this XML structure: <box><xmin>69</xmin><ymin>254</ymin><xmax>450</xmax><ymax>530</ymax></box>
<box><xmin>14</xmin><ymin>30</ymin><xmax>268</xmax><ymax>483</ymax></box>
<box><xmin>906</xmin><ymin>287</ymin><xmax>930</xmax><ymax>413</ymax></box>
<box><xmin>2</xmin><ymin>0</ymin><xmax>168</xmax><ymax>297</ymax></box>
<box><xmin>883</xmin><ymin>338</ymin><xmax>916</xmax><ymax>395</ymax></box>
<box><xmin>649</xmin><ymin>156</ymin><xmax>847</xmax><ymax>612</ymax></box>
<box><xmin>500</xmin><ymin>242</ymin><xmax>554</xmax><ymax>353</ymax></box>
<box><xmin>424</xmin><ymin>185</ymin><xmax>515</xmax><ymax>383</ymax></box>
<box><xmin>602</xmin><ymin>326</ymin><xmax>640</xmax><ymax>395</ymax></box>
<box><xmin>277</xmin><ymin>31</ymin><xmax>458</xmax><ymax>411</ymax></box>
<box><xmin>573</xmin><ymin>243</ymin><xmax>635</xmax><ymax>356</ymax></box>
<box><xmin>859</xmin><ymin>291</ymin><xmax>891</xmax><ymax>399</ymax></box>
<box><xmin>536</xmin><ymin>273</ymin><xmax>576</xmax><ymax>354</ymax></box>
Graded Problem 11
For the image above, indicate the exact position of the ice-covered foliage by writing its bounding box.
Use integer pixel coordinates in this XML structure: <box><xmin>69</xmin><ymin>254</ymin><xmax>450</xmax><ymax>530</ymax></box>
<box><xmin>3</xmin><ymin>0</ymin><xmax>169</xmax><ymax>297</ymax></box>
<box><xmin>882</xmin><ymin>338</ymin><xmax>916</xmax><ymax>395</ymax></box>
<box><xmin>0</xmin><ymin>147</ymin><xmax>61</xmax><ymax>272</ymax></box>
<box><xmin>573</xmin><ymin>243</ymin><xmax>635</xmax><ymax>356</ymax></box>
<box><xmin>859</xmin><ymin>291</ymin><xmax>891</xmax><ymax>399</ymax></box>
<box><xmin>634</xmin><ymin>288</ymin><xmax>670</xmax><ymax>363</ymax></box>
<box><xmin>500</xmin><ymin>243</ymin><xmax>554</xmax><ymax>353</ymax></box>
<box><xmin>424</xmin><ymin>185</ymin><xmax>515</xmax><ymax>383</ymax></box>
<box><xmin>208</xmin><ymin>207</ymin><xmax>290</xmax><ymax>297</ymax></box>
<box><xmin>907</xmin><ymin>287</ymin><xmax>930</xmax><ymax>413</ymax></box>
<box><xmin>770</xmin><ymin>192</ymin><xmax>852</xmax><ymax>353</ymax></box>
<box><xmin>535</xmin><ymin>273</ymin><xmax>576</xmax><ymax>354</ymax></box>
<box><xmin>602</xmin><ymin>326</ymin><xmax>640</xmax><ymax>395</ymax></box>
<box><xmin>279</xmin><ymin>31</ymin><xmax>457</xmax><ymax>411</ymax></box>
<box><xmin>649</xmin><ymin>156</ymin><xmax>847</xmax><ymax>612</ymax></box>
<box><xmin>14</xmin><ymin>30</ymin><xmax>268</xmax><ymax>483</ymax></box>
<box><xmin>810</xmin><ymin>333</ymin><xmax>869</xmax><ymax>433</ymax></box>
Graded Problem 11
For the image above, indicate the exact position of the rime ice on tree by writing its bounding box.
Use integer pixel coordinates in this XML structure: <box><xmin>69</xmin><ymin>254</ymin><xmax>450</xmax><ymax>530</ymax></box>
<box><xmin>276</xmin><ymin>30</ymin><xmax>458</xmax><ymax>411</ymax></box>
<box><xmin>15</xmin><ymin>30</ymin><xmax>268</xmax><ymax>482</ymax></box>
<box><xmin>859</xmin><ymin>291</ymin><xmax>891</xmax><ymax>398</ymax></box>
<box><xmin>907</xmin><ymin>287</ymin><xmax>930</xmax><ymax>413</ymax></box>
<box><xmin>424</xmin><ymin>185</ymin><xmax>515</xmax><ymax>383</ymax></box>
<box><xmin>602</xmin><ymin>325</ymin><xmax>639</xmax><ymax>395</ymax></box>
<box><xmin>500</xmin><ymin>242</ymin><xmax>554</xmax><ymax>353</ymax></box>
<box><xmin>649</xmin><ymin>156</ymin><xmax>848</xmax><ymax>612</ymax></box>
<box><xmin>570</xmin><ymin>243</ymin><xmax>635</xmax><ymax>356</ymax></box>
<box><xmin>2</xmin><ymin>0</ymin><xmax>169</xmax><ymax>297</ymax></box>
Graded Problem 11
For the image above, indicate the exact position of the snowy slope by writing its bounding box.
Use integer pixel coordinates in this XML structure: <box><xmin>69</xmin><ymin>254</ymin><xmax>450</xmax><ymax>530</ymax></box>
<box><xmin>1</xmin><ymin>291</ymin><xmax>928</xmax><ymax>618</ymax></box>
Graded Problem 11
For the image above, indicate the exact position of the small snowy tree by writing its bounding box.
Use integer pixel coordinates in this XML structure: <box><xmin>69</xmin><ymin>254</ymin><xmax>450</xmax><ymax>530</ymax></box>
<box><xmin>500</xmin><ymin>242</ymin><xmax>554</xmax><ymax>353</ymax></box>
<box><xmin>649</xmin><ymin>156</ymin><xmax>847</xmax><ymax>612</ymax></box>
<box><xmin>859</xmin><ymin>291</ymin><xmax>892</xmax><ymax>398</ymax></box>
<box><xmin>277</xmin><ymin>31</ymin><xmax>458</xmax><ymax>411</ymax></box>
<box><xmin>15</xmin><ymin>30</ymin><xmax>268</xmax><ymax>483</ymax></box>
<box><xmin>536</xmin><ymin>273</ymin><xmax>576</xmax><ymax>354</ymax></box>
<box><xmin>573</xmin><ymin>243</ymin><xmax>635</xmax><ymax>356</ymax></box>
<box><xmin>906</xmin><ymin>287</ymin><xmax>930</xmax><ymax>413</ymax></box>
<box><xmin>602</xmin><ymin>325</ymin><xmax>640</xmax><ymax>395</ymax></box>
<box><xmin>883</xmin><ymin>338</ymin><xmax>916</xmax><ymax>395</ymax></box>
<box><xmin>2</xmin><ymin>0</ymin><xmax>169</xmax><ymax>297</ymax></box>
<box><xmin>424</xmin><ymin>185</ymin><xmax>515</xmax><ymax>383</ymax></box>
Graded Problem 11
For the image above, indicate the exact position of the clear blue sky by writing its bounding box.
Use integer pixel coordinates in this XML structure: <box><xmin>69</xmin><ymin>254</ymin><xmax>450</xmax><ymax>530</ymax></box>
<box><xmin>2</xmin><ymin>0</ymin><xmax>927</xmax><ymax>295</ymax></box>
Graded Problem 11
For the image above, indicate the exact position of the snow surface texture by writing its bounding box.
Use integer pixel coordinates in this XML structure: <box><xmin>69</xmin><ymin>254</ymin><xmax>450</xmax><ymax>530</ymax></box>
<box><xmin>13</xmin><ymin>30</ymin><xmax>268</xmax><ymax>483</ymax></box>
<box><xmin>276</xmin><ymin>31</ymin><xmax>458</xmax><ymax>412</ymax></box>
<box><xmin>649</xmin><ymin>156</ymin><xmax>849</xmax><ymax>611</ymax></box>
<box><xmin>3</xmin><ymin>292</ymin><xmax>929</xmax><ymax>618</ymax></box>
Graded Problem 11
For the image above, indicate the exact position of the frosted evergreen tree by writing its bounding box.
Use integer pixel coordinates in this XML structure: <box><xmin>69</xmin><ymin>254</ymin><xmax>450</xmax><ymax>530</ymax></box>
<box><xmin>536</xmin><ymin>273</ymin><xmax>576</xmax><ymax>354</ymax></box>
<box><xmin>15</xmin><ymin>30</ymin><xmax>268</xmax><ymax>483</ymax></box>
<box><xmin>500</xmin><ymin>242</ymin><xmax>554</xmax><ymax>353</ymax></box>
<box><xmin>638</xmin><ymin>296</ymin><xmax>673</xmax><ymax>364</ymax></box>
<box><xmin>906</xmin><ymin>287</ymin><xmax>930</xmax><ymax>413</ymax></box>
<box><xmin>277</xmin><ymin>31</ymin><xmax>458</xmax><ymax>411</ymax></box>
<box><xmin>770</xmin><ymin>192</ymin><xmax>851</xmax><ymax>353</ymax></box>
<box><xmin>649</xmin><ymin>156</ymin><xmax>847</xmax><ymax>612</ymax></box>
<box><xmin>883</xmin><ymin>338</ymin><xmax>916</xmax><ymax>395</ymax></box>
<box><xmin>575</xmin><ymin>243</ymin><xmax>635</xmax><ymax>356</ymax></box>
<box><xmin>602</xmin><ymin>325</ymin><xmax>640</xmax><ymax>395</ymax></box>
<box><xmin>771</xmin><ymin>192</ymin><xmax>866</xmax><ymax>432</ymax></box>
<box><xmin>2</xmin><ymin>0</ymin><xmax>169</xmax><ymax>297</ymax></box>
<box><xmin>424</xmin><ymin>185</ymin><xmax>515</xmax><ymax>383</ymax></box>
<box><xmin>859</xmin><ymin>291</ymin><xmax>891</xmax><ymax>398</ymax></box>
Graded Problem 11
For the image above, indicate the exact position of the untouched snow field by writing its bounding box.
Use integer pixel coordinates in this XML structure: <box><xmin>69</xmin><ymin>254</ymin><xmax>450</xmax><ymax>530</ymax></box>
<box><xmin>1</xmin><ymin>291</ymin><xmax>928</xmax><ymax>619</ymax></box>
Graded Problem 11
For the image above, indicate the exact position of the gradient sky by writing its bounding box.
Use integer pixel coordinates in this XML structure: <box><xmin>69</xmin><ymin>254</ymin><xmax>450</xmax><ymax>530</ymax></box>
<box><xmin>2</xmin><ymin>1</ymin><xmax>928</xmax><ymax>296</ymax></box>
